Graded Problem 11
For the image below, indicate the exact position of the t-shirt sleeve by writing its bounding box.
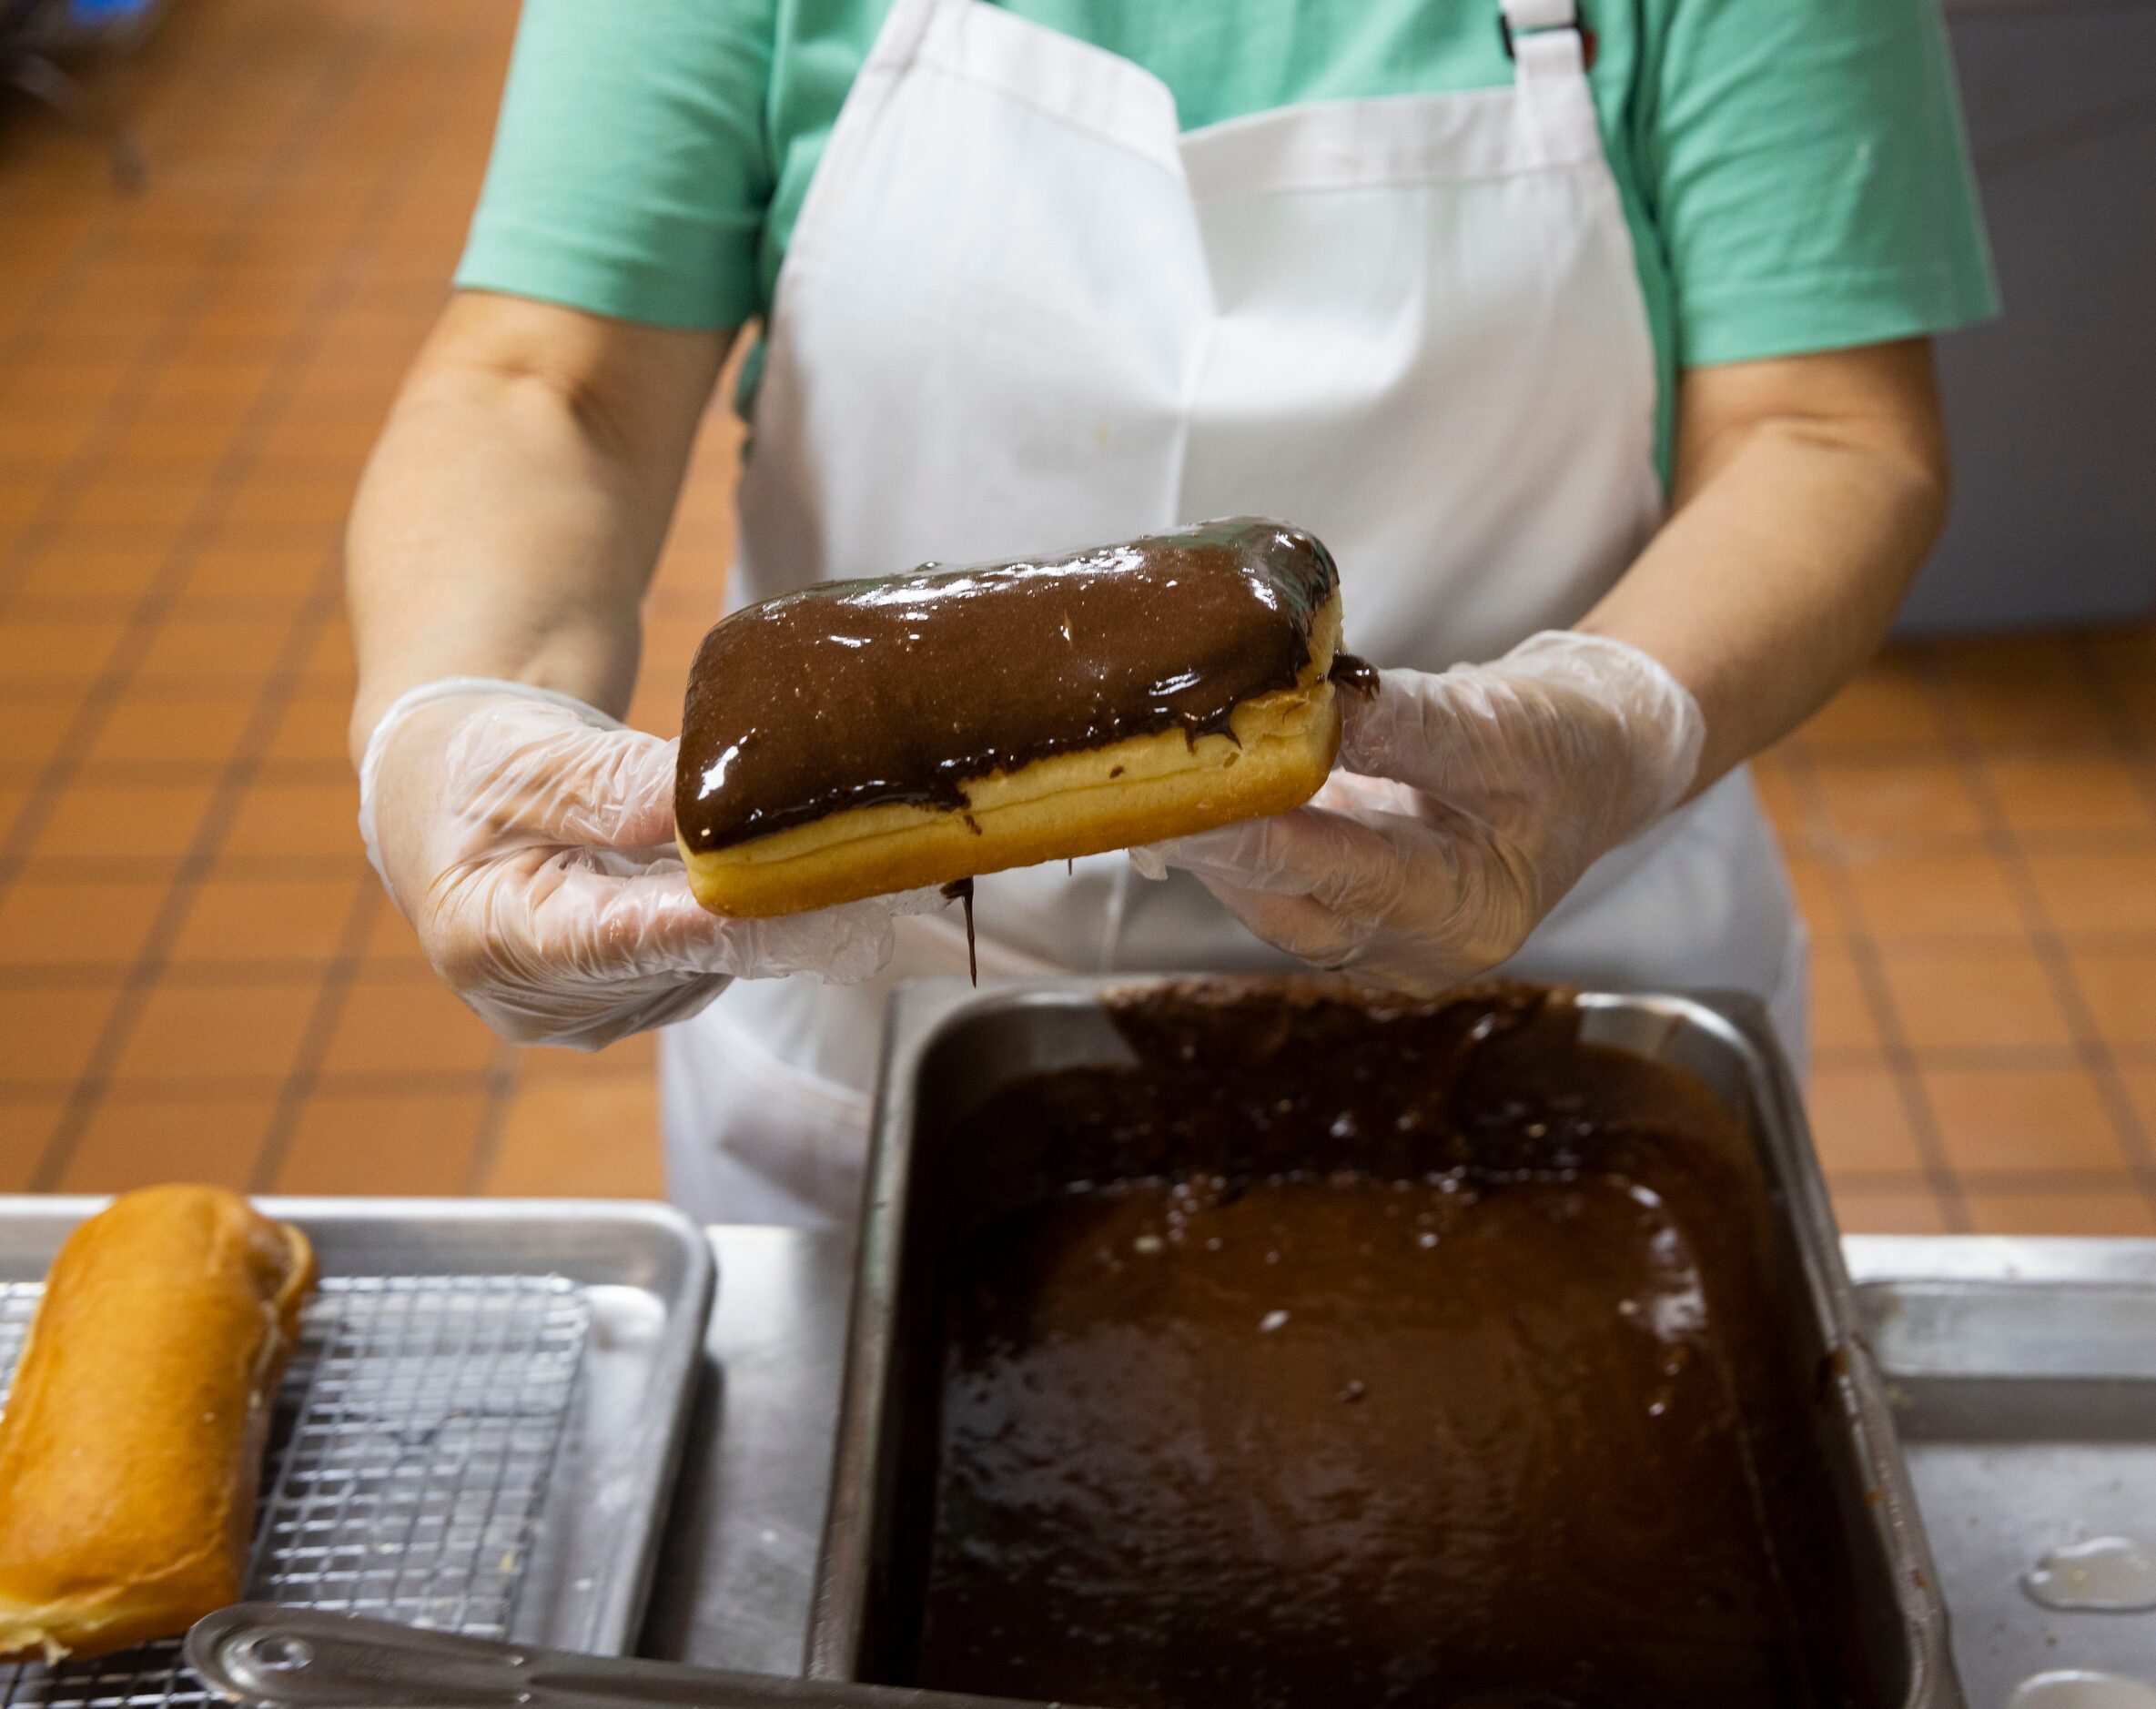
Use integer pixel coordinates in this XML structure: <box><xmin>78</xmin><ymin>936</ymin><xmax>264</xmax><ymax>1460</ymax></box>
<box><xmin>1641</xmin><ymin>0</ymin><xmax>1998</xmax><ymax>368</ymax></box>
<box><xmin>454</xmin><ymin>0</ymin><xmax>775</xmax><ymax>330</ymax></box>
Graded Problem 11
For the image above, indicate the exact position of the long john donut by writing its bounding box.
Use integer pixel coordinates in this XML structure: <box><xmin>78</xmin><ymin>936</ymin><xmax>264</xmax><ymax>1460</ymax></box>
<box><xmin>674</xmin><ymin>518</ymin><xmax>1351</xmax><ymax>918</ymax></box>
<box><xmin>0</xmin><ymin>1186</ymin><xmax>317</xmax><ymax>1662</ymax></box>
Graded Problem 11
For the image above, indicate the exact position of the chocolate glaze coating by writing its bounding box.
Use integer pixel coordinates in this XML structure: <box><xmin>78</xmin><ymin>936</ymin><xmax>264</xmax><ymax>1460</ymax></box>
<box><xmin>675</xmin><ymin>518</ymin><xmax>1338</xmax><ymax>853</ymax></box>
<box><xmin>1328</xmin><ymin>650</ymin><xmax>1381</xmax><ymax>694</ymax></box>
<box><xmin>907</xmin><ymin>985</ymin><xmax>1865</xmax><ymax>1709</ymax></box>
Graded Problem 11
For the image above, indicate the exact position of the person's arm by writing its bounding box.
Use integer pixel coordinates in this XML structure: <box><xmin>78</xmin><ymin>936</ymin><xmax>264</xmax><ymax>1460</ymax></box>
<box><xmin>1136</xmin><ymin>336</ymin><xmax>1950</xmax><ymax>995</ymax></box>
<box><xmin>344</xmin><ymin>293</ymin><xmax>925</xmax><ymax>1049</ymax></box>
<box><xmin>1579</xmin><ymin>337</ymin><xmax>1949</xmax><ymax>790</ymax></box>
<box><xmin>346</xmin><ymin>289</ymin><xmax>734</xmax><ymax>761</ymax></box>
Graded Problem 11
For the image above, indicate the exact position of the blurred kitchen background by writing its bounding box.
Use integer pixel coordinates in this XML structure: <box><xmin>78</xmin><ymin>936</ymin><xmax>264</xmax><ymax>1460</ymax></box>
<box><xmin>0</xmin><ymin>0</ymin><xmax>2150</xmax><ymax>1233</ymax></box>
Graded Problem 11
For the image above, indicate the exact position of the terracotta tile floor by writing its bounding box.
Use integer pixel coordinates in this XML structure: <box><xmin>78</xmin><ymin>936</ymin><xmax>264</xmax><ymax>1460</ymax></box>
<box><xmin>1</xmin><ymin>0</ymin><xmax>2151</xmax><ymax>1229</ymax></box>
<box><xmin>1766</xmin><ymin>636</ymin><xmax>2156</xmax><ymax>1237</ymax></box>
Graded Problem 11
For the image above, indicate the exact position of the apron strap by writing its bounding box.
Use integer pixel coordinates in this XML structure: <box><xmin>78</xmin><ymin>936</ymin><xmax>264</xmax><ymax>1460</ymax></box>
<box><xmin>1499</xmin><ymin>0</ymin><xmax>1595</xmax><ymax>80</ymax></box>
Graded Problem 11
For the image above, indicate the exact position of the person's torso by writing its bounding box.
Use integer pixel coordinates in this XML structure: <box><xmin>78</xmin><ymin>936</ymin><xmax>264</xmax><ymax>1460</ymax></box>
<box><xmin>662</xmin><ymin>0</ymin><xmax>1803</xmax><ymax>1229</ymax></box>
<box><xmin>744</xmin><ymin>0</ymin><xmax>1684</xmax><ymax>480</ymax></box>
<box><xmin>715</xmin><ymin>0</ymin><xmax>1730</xmax><ymax>1026</ymax></box>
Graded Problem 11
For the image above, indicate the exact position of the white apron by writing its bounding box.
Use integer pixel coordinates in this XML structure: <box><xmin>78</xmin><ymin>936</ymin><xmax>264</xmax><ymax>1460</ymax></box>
<box><xmin>660</xmin><ymin>0</ymin><xmax>1807</xmax><ymax>1228</ymax></box>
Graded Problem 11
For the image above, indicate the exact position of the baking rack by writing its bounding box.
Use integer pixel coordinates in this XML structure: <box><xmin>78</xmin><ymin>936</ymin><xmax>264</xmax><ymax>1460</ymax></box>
<box><xmin>0</xmin><ymin>1272</ymin><xmax>591</xmax><ymax>1709</ymax></box>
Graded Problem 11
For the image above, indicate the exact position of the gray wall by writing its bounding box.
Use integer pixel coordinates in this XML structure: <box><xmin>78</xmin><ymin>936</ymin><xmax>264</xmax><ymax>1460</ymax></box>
<box><xmin>1898</xmin><ymin>0</ymin><xmax>2156</xmax><ymax>633</ymax></box>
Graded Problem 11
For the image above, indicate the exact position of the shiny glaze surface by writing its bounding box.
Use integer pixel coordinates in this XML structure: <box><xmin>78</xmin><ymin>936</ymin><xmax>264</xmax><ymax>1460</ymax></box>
<box><xmin>676</xmin><ymin>519</ymin><xmax>1338</xmax><ymax>852</ymax></box>
<box><xmin>911</xmin><ymin>986</ymin><xmax>1854</xmax><ymax>1709</ymax></box>
<box><xmin>1328</xmin><ymin>650</ymin><xmax>1381</xmax><ymax>694</ymax></box>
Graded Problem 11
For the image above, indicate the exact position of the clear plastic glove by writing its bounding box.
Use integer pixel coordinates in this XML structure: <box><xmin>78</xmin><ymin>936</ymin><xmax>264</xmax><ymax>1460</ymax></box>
<box><xmin>1131</xmin><ymin>632</ymin><xmax>1705</xmax><ymax>995</ymax></box>
<box><xmin>358</xmin><ymin>678</ymin><xmax>936</xmax><ymax>1049</ymax></box>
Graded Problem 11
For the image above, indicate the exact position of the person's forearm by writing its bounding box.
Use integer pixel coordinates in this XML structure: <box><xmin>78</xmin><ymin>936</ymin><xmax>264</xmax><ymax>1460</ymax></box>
<box><xmin>1578</xmin><ymin>339</ymin><xmax>1950</xmax><ymax>793</ymax></box>
<box><xmin>347</xmin><ymin>370</ymin><xmax>655</xmax><ymax>743</ymax></box>
<box><xmin>346</xmin><ymin>293</ymin><xmax>731</xmax><ymax>761</ymax></box>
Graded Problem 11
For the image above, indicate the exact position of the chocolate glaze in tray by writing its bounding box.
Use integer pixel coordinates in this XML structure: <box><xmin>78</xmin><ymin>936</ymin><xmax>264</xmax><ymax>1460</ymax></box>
<box><xmin>906</xmin><ymin>985</ymin><xmax>1868</xmax><ymax>1709</ymax></box>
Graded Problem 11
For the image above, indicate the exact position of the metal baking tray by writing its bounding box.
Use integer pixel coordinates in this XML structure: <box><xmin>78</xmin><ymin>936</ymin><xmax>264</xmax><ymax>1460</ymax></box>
<box><xmin>0</xmin><ymin>1197</ymin><xmax>714</xmax><ymax>1709</ymax></box>
<box><xmin>1847</xmin><ymin>1236</ymin><xmax>2156</xmax><ymax>1708</ymax></box>
<box><xmin>811</xmin><ymin>977</ymin><xmax>1961</xmax><ymax>1707</ymax></box>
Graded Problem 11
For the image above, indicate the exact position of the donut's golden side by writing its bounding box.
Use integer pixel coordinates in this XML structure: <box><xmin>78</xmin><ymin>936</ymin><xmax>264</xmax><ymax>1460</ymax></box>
<box><xmin>682</xmin><ymin>598</ymin><xmax>1343</xmax><ymax>918</ymax></box>
<box><xmin>0</xmin><ymin>1186</ymin><xmax>317</xmax><ymax>1662</ymax></box>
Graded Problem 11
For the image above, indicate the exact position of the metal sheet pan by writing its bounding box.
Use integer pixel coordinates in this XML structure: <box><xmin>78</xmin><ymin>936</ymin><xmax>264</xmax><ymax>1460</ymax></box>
<box><xmin>1848</xmin><ymin>1237</ymin><xmax>2156</xmax><ymax>1706</ymax></box>
<box><xmin>0</xmin><ymin>1196</ymin><xmax>714</xmax><ymax>1706</ymax></box>
<box><xmin>810</xmin><ymin>978</ymin><xmax>1960</xmax><ymax>1707</ymax></box>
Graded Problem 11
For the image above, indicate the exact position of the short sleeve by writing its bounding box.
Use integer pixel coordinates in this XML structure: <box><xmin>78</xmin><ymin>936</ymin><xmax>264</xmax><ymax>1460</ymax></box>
<box><xmin>1640</xmin><ymin>0</ymin><xmax>1999</xmax><ymax>368</ymax></box>
<box><xmin>454</xmin><ymin>0</ymin><xmax>776</xmax><ymax>330</ymax></box>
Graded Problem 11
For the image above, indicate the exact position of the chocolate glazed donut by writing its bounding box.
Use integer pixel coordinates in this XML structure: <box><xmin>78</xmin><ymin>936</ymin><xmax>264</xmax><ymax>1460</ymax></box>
<box><xmin>674</xmin><ymin>518</ymin><xmax>1351</xmax><ymax>917</ymax></box>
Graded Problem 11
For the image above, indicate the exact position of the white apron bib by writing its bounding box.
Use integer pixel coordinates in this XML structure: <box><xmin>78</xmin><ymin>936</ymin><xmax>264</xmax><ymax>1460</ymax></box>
<box><xmin>661</xmin><ymin>0</ymin><xmax>1806</xmax><ymax>1228</ymax></box>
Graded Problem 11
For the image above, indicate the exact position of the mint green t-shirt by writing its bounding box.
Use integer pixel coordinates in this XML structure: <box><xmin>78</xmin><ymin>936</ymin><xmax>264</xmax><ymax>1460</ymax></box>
<box><xmin>455</xmin><ymin>0</ymin><xmax>1996</xmax><ymax>478</ymax></box>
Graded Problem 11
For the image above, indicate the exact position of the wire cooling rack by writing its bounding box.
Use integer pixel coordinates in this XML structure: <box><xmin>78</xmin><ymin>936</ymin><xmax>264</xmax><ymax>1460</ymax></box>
<box><xmin>0</xmin><ymin>1272</ymin><xmax>592</xmax><ymax>1709</ymax></box>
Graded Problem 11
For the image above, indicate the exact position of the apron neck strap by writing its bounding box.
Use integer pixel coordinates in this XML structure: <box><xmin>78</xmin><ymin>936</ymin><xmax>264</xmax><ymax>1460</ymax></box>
<box><xmin>1499</xmin><ymin>0</ymin><xmax>1595</xmax><ymax>79</ymax></box>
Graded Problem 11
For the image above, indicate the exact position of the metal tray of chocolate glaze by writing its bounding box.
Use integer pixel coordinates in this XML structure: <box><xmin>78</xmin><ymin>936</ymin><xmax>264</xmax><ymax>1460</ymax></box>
<box><xmin>1846</xmin><ymin>1237</ymin><xmax>2156</xmax><ymax>1708</ymax></box>
<box><xmin>811</xmin><ymin>977</ymin><xmax>1962</xmax><ymax>1708</ymax></box>
<box><xmin>0</xmin><ymin>1198</ymin><xmax>713</xmax><ymax>1709</ymax></box>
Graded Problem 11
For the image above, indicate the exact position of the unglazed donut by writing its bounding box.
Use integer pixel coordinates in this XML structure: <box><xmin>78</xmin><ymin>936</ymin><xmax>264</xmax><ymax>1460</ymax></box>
<box><xmin>674</xmin><ymin>518</ymin><xmax>1357</xmax><ymax>918</ymax></box>
<box><xmin>0</xmin><ymin>1186</ymin><xmax>317</xmax><ymax>1662</ymax></box>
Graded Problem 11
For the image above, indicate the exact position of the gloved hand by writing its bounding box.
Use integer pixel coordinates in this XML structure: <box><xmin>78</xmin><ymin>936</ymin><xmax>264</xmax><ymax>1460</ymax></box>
<box><xmin>1131</xmin><ymin>632</ymin><xmax>1705</xmax><ymax>995</ymax></box>
<box><xmin>358</xmin><ymin>678</ymin><xmax>933</xmax><ymax>1049</ymax></box>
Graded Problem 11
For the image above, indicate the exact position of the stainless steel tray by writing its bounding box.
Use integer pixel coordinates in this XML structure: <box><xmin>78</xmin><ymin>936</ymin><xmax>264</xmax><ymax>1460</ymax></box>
<box><xmin>813</xmin><ymin>978</ymin><xmax>1960</xmax><ymax>1707</ymax></box>
<box><xmin>644</xmin><ymin>1228</ymin><xmax>2156</xmax><ymax>1694</ymax></box>
<box><xmin>0</xmin><ymin>1198</ymin><xmax>714</xmax><ymax>1709</ymax></box>
<box><xmin>1848</xmin><ymin>1237</ymin><xmax>2156</xmax><ymax>1707</ymax></box>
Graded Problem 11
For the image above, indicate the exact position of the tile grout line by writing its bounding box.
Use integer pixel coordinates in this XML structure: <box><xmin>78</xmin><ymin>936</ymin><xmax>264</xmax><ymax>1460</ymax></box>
<box><xmin>1</xmin><ymin>758</ymin><xmax>356</xmax><ymax>787</ymax></box>
<box><xmin>0</xmin><ymin>1057</ymin><xmax>751</xmax><ymax>1098</ymax></box>
<box><xmin>0</xmin><ymin>1067</ymin><xmax>502</xmax><ymax>1106</ymax></box>
<box><xmin>1918</xmin><ymin>651</ymin><xmax>2156</xmax><ymax>1214</ymax></box>
<box><xmin>8</xmin><ymin>591</ymin><xmax>330</xmax><ymax>622</ymax></box>
<box><xmin>2070</xmin><ymin>630</ymin><xmax>2156</xmax><ymax>824</ymax></box>
<box><xmin>0</xmin><ymin>952</ymin><xmax>399</xmax><ymax>990</ymax></box>
<box><xmin>27</xmin><ymin>9</ymin><xmax>485</xmax><ymax>1188</ymax></box>
<box><xmin>247</xmin><ymin>883</ymin><xmax>385</xmax><ymax>1192</ymax></box>
<box><xmin>8</xmin><ymin>845</ymin><xmax>370</xmax><ymax>875</ymax></box>
<box><xmin>1830</xmin><ymin>1165</ymin><xmax>2154</xmax><ymax>1191</ymax></box>
<box><xmin>1779</xmin><ymin>727</ymin><xmax>1972</xmax><ymax>1231</ymax></box>
<box><xmin>458</xmin><ymin>1041</ymin><xmax>527</xmax><ymax>1198</ymax></box>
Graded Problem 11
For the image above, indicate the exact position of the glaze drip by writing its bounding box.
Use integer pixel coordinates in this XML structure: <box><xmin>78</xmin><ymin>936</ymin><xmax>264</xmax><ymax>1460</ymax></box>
<box><xmin>939</xmin><ymin>878</ymin><xmax>977</xmax><ymax>986</ymax></box>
